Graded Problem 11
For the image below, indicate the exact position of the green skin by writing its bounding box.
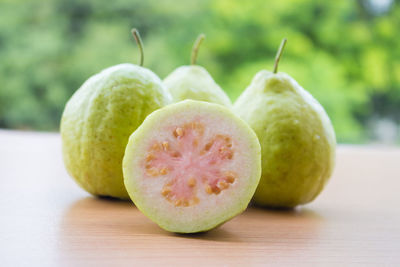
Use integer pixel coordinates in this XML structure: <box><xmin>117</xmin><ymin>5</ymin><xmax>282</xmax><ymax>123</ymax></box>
<box><xmin>164</xmin><ymin>65</ymin><xmax>232</xmax><ymax>107</ymax></box>
<box><xmin>60</xmin><ymin>63</ymin><xmax>171</xmax><ymax>199</ymax></box>
<box><xmin>233</xmin><ymin>70</ymin><xmax>336</xmax><ymax>208</ymax></box>
<box><xmin>123</xmin><ymin>100</ymin><xmax>261</xmax><ymax>233</ymax></box>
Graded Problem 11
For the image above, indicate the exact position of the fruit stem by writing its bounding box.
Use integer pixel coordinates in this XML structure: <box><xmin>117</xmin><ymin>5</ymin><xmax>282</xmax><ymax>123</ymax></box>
<box><xmin>191</xmin><ymin>33</ymin><xmax>206</xmax><ymax>65</ymax></box>
<box><xmin>273</xmin><ymin>38</ymin><xmax>287</xmax><ymax>74</ymax></box>
<box><xmin>131</xmin><ymin>28</ymin><xmax>144</xmax><ymax>66</ymax></box>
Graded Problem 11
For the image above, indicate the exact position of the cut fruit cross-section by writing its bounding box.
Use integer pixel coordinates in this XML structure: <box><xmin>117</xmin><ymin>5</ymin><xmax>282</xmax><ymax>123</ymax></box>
<box><xmin>123</xmin><ymin>100</ymin><xmax>261</xmax><ymax>233</ymax></box>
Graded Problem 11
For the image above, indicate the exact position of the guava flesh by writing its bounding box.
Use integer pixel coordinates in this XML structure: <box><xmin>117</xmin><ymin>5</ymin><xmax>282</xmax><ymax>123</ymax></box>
<box><xmin>144</xmin><ymin>121</ymin><xmax>237</xmax><ymax>207</ymax></box>
<box><xmin>123</xmin><ymin>100</ymin><xmax>261</xmax><ymax>233</ymax></box>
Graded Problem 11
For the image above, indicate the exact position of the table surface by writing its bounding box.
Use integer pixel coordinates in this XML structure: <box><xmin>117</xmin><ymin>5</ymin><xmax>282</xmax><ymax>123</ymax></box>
<box><xmin>0</xmin><ymin>130</ymin><xmax>399</xmax><ymax>266</ymax></box>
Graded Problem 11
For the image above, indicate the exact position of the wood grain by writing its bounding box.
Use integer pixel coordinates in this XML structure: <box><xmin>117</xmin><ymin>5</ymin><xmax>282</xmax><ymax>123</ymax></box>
<box><xmin>0</xmin><ymin>130</ymin><xmax>399</xmax><ymax>266</ymax></box>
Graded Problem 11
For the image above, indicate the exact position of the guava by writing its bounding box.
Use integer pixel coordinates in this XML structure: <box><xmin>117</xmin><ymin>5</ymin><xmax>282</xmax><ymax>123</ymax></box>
<box><xmin>233</xmin><ymin>39</ymin><xmax>336</xmax><ymax>208</ymax></box>
<box><xmin>123</xmin><ymin>100</ymin><xmax>261</xmax><ymax>233</ymax></box>
<box><xmin>163</xmin><ymin>34</ymin><xmax>232</xmax><ymax>107</ymax></box>
<box><xmin>60</xmin><ymin>29</ymin><xmax>171</xmax><ymax>199</ymax></box>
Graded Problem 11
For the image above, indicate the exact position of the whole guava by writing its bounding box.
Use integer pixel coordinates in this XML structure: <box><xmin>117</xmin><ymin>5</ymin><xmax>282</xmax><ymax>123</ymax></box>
<box><xmin>234</xmin><ymin>70</ymin><xmax>336</xmax><ymax>208</ymax></box>
<box><xmin>61</xmin><ymin>63</ymin><xmax>171</xmax><ymax>199</ymax></box>
<box><xmin>164</xmin><ymin>65</ymin><xmax>232</xmax><ymax>106</ymax></box>
<box><xmin>163</xmin><ymin>34</ymin><xmax>232</xmax><ymax>107</ymax></box>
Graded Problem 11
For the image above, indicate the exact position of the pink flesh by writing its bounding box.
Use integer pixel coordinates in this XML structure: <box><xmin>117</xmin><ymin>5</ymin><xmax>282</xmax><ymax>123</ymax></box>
<box><xmin>142</xmin><ymin>120</ymin><xmax>236</xmax><ymax>207</ymax></box>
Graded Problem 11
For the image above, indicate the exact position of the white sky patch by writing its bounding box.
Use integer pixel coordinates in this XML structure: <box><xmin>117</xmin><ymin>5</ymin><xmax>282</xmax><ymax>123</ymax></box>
<box><xmin>367</xmin><ymin>0</ymin><xmax>394</xmax><ymax>15</ymax></box>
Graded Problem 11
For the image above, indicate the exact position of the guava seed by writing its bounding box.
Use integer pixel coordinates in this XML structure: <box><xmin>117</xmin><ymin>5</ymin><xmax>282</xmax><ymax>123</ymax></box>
<box><xmin>160</xmin><ymin>167</ymin><xmax>168</xmax><ymax>175</ymax></box>
<box><xmin>205</xmin><ymin>185</ymin><xmax>213</xmax><ymax>194</ymax></box>
<box><xmin>187</xmin><ymin>177</ymin><xmax>196</xmax><ymax>187</ymax></box>
<box><xmin>162</xmin><ymin>141</ymin><xmax>169</xmax><ymax>150</ymax></box>
<box><xmin>174</xmin><ymin>127</ymin><xmax>184</xmax><ymax>138</ymax></box>
<box><xmin>218</xmin><ymin>180</ymin><xmax>229</xmax><ymax>190</ymax></box>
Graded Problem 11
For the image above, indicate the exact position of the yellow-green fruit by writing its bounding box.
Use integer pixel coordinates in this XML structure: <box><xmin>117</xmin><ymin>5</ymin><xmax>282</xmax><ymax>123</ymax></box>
<box><xmin>60</xmin><ymin>63</ymin><xmax>171</xmax><ymax>199</ymax></box>
<box><xmin>233</xmin><ymin>70</ymin><xmax>336</xmax><ymax>208</ymax></box>
<box><xmin>164</xmin><ymin>65</ymin><xmax>232</xmax><ymax>107</ymax></box>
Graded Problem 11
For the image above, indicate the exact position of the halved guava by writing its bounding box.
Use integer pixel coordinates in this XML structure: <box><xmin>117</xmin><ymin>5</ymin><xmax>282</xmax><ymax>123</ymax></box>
<box><xmin>123</xmin><ymin>100</ymin><xmax>261</xmax><ymax>233</ymax></box>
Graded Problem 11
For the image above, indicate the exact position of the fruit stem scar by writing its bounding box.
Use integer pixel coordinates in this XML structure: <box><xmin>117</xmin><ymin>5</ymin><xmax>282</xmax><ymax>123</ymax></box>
<box><xmin>273</xmin><ymin>38</ymin><xmax>287</xmax><ymax>74</ymax></box>
<box><xmin>191</xmin><ymin>33</ymin><xmax>206</xmax><ymax>65</ymax></box>
<box><xmin>131</xmin><ymin>28</ymin><xmax>144</xmax><ymax>67</ymax></box>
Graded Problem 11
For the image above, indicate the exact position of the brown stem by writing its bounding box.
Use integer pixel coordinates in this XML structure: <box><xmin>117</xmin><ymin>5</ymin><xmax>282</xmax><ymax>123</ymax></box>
<box><xmin>273</xmin><ymin>38</ymin><xmax>287</xmax><ymax>73</ymax></box>
<box><xmin>131</xmin><ymin>28</ymin><xmax>144</xmax><ymax>66</ymax></box>
<box><xmin>191</xmin><ymin>34</ymin><xmax>206</xmax><ymax>65</ymax></box>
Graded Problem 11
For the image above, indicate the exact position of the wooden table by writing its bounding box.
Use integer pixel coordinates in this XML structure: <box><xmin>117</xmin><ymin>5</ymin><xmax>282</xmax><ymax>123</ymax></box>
<box><xmin>0</xmin><ymin>130</ymin><xmax>399</xmax><ymax>266</ymax></box>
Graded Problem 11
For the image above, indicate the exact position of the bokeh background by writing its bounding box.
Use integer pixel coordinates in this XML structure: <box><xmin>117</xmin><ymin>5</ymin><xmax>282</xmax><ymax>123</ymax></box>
<box><xmin>0</xmin><ymin>0</ymin><xmax>399</xmax><ymax>144</ymax></box>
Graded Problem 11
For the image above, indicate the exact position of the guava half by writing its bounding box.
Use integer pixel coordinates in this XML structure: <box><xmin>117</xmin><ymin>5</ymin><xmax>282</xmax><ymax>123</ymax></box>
<box><xmin>123</xmin><ymin>100</ymin><xmax>261</xmax><ymax>233</ymax></box>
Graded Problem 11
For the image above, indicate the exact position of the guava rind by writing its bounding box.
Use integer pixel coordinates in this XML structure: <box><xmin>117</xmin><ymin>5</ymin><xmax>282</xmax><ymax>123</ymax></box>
<box><xmin>233</xmin><ymin>71</ymin><xmax>336</xmax><ymax>208</ymax></box>
<box><xmin>164</xmin><ymin>65</ymin><xmax>232</xmax><ymax>107</ymax></box>
<box><xmin>123</xmin><ymin>100</ymin><xmax>261</xmax><ymax>233</ymax></box>
<box><xmin>61</xmin><ymin>63</ymin><xmax>171</xmax><ymax>199</ymax></box>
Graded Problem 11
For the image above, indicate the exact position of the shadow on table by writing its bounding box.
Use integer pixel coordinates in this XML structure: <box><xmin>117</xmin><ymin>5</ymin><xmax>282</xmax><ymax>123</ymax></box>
<box><xmin>60</xmin><ymin>196</ymin><xmax>165</xmax><ymax>234</ymax></box>
<box><xmin>59</xmin><ymin>197</ymin><xmax>325</xmax><ymax>246</ymax></box>
<box><xmin>249</xmin><ymin>204</ymin><xmax>324</xmax><ymax>219</ymax></box>
<box><xmin>59</xmin><ymin>197</ymin><xmax>242</xmax><ymax>241</ymax></box>
<box><xmin>172</xmin><ymin>227</ymin><xmax>243</xmax><ymax>242</ymax></box>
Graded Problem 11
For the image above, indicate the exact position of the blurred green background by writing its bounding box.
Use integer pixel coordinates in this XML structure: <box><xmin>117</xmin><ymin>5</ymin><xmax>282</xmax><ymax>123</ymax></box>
<box><xmin>0</xmin><ymin>0</ymin><xmax>399</xmax><ymax>144</ymax></box>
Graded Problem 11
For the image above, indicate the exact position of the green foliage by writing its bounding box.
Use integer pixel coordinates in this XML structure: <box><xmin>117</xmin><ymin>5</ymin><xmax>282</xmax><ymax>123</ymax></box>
<box><xmin>0</xmin><ymin>0</ymin><xmax>399</xmax><ymax>143</ymax></box>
